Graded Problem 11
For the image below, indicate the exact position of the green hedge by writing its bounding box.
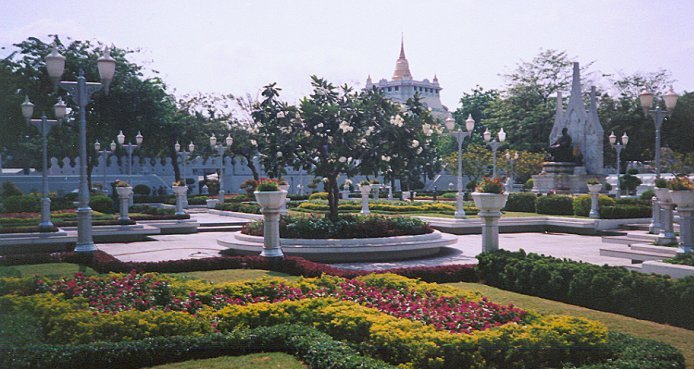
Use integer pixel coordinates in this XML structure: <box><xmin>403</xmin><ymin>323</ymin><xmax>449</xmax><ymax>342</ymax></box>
<box><xmin>2</xmin><ymin>194</ymin><xmax>41</xmax><ymax>213</ymax></box>
<box><xmin>309</xmin><ymin>192</ymin><xmax>329</xmax><ymax>200</ymax></box>
<box><xmin>600</xmin><ymin>205</ymin><xmax>651</xmax><ymax>219</ymax></box>
<box><xmin>0</xmin><ymin>324</ymin><xmax>395</xmax><ymax>369</ymax></box>
<box><xmin>215</xmin><ymin>202</ymin><xmax>261</xmax><ymax>214</ymax></box>
<box><xmin>572</xmin><ymin>194</ymin><xmax>616</xmax><ymax>217</ymax></box>
<box><xmin>89</xmin><ymin>195</ymin><xmax>115</xmax><ymax>214</ymax></box>
<box><xmin>503</xmin><ymin>192</ymin><xmax>537</xmax><ymax>212</ymax></box>
<box><xmin>535</xmin><ymin>195</ymin><xmax>574</xmax><ymax>215</ymax></box>
<box><xmin>477</xmin><ymin>250</ymin><xmax>694</xmax><ymax>330</ymax></box>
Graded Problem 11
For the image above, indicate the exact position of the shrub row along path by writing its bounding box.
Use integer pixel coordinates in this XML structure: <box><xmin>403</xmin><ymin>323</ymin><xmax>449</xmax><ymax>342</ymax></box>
<box><xmin>97</xmin><ymin>211</ymin><xmax>635</xmax><ymax>270</ymax></box>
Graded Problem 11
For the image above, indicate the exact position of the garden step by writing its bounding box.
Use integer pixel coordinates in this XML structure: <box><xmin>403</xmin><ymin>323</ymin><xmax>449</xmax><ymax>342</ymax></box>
<box><xmin>599</xmin><ymin>244</ymin><xmax>677</xmax><ymax>262</ymax></box>
<box><xmin>197</xmin><ymin>225</ymin><xmax>244</xmax><ymax>233</ymax></box>
<box><xmin>601</xmin><ymin>233</ymin><xmax>658</xmax><ymax>245</ymax></box>
<box><xmin>620</xmin><ymin>223</ymin><xmax>651</xmax><ymax>231</ymax></box>
<box><xmin>630</xmin><ymin>243</ymin><xmax>678</xmax><ymax>256</ymax></box>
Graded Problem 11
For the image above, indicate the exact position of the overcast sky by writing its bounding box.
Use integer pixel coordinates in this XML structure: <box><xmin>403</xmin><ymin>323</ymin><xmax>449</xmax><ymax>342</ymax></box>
<box><xmin>2</xmin><ymin>0</ymin><xmax>692</xmax><ymax>109</ymax></box>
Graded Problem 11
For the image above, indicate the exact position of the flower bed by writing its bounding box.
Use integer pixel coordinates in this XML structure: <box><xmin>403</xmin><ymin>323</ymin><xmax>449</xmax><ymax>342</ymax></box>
<box><xmin>0</xmin><ymin>272</ymin><xmax>617</xmax><ymax>368</ymax></box>
<box><xmin>241</xmin><ymin>214</ymin><xmax>433</xmax><ymax>239</ymax></box>
<box><xmin>297</xmin><ymin>199</ymin><xmax>480</xmax><ymax>215</ymax></box>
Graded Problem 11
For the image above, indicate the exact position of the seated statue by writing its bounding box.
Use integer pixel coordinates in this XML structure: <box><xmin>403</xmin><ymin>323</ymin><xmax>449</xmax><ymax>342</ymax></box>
<box><xmin>549</xmin><ymin>128</ymin><xmax>575</xmax><ymax>162</ymax></box>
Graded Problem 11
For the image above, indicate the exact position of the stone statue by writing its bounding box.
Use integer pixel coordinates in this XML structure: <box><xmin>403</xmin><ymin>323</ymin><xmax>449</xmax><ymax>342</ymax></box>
<box><xmin>549</xmin><ymin>128</ymin><xmax>574</xmax><ymax>162</ymax></box>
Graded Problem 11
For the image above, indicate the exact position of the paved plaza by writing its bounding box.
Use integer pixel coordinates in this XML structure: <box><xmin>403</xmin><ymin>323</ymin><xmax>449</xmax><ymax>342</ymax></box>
<box><xmin>97</xmin><ymin>211</ymin><xmax>635</xmax><ymax>271</ymax></box>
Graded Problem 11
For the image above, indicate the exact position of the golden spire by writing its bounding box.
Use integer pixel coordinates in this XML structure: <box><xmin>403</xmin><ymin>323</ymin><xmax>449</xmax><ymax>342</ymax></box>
<box><xmin>392</xmin><ymin>35</ymin><xmax>412</xmax><ymax>80</ymax></box>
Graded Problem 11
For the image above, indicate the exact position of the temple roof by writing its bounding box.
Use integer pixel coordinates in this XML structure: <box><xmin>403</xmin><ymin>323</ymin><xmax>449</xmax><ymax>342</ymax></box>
<box><xmin>392</xmin><ymin>38</ymin><xmax>412</xmax><ymax>81</ymax></box>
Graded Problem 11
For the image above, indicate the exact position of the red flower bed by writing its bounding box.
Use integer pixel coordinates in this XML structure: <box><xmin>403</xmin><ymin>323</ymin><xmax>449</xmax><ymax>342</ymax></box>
<box><xmin>36</xmin><ymin>271</ymin><xmax>525</xmax><ymax>335</ymax></box>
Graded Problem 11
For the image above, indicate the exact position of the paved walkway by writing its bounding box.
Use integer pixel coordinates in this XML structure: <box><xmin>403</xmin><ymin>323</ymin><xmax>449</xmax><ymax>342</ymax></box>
<box><xmin>95</xmin><ymin>211</ymin><xmax>634</xmax><ymax>270</ymax></box>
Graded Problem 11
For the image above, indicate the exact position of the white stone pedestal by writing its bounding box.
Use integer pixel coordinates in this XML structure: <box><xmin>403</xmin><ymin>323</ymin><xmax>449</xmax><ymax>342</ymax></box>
<box><xmin>675</xmin><ymin>207</ymin><xmax>693</xmax><ymax>254</ymax></box>
<box><xmin>472</xmin><ymin>192</ymin><xmax>508</xmax><ymax>253</ymax></box>
<box><xmin>254</xmin><ymin>190</ymin><xmax>287</xmax><ymax>259</ymax></box>
<box><xmin>649</xmin><ymin>196</ymin><xmax>661</xmax><ymax>234</ymax></box>
<box><xmin>172</xmin><ymin>186</ymin><xmax>187</xmax><ymax>216</ymax></box>
<box><xmin>116</xmin><ymin>186</ymin><xmax>133</xmax><ymax>224</ymax></box>
<box><xmin>360</xmin><ymin>185</ymin><xmax>371</xmax><ymax>215</ymax></box>
<box><xmin>279</xmin><ymin>184</ymin><xmax>289</xmax><ymax>215</ymax></box>
<box><xmin>655</xmin><ymin>188</ymin><xmax>676</xmax><ymax>245</ymax></box>
<box><xmin>588</xmin><ymin>184</ymin><xmax>602</xmax><ymax>219</ymax></box>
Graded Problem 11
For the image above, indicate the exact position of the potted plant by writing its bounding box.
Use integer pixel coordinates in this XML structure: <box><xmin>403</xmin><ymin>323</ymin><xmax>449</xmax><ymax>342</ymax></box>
<box><xmin>254</xmin><ymin>178</ymin><xmax>286</xmax><ymax>210</ymax></box>
<box><xmin>668</xmin><ymin>176</ymin><xmax>694</xmax><ymax>208</ymax></box>
<box><xmin>654</xmin><ymin>178</ymin><xmax>671</xmax><ymax>204</ymax></box>
<box><xmin>471</xmin><ymin>177</ymin><xmax>508</xmax><ymax>211</ymax></box>
<box><xmin>359</xmin><ymin>179</ymin><xmax>372</xmax><ymax>193</ymax></box>
<box><xmin>113</xmin><ymin>179</ymin><xmax>132</xmax><ymax>197</ymax></box>
<box><xmin>586</xmin><ymin>178</ymin><xmax>602</xmax><ymax>194</ymax></box>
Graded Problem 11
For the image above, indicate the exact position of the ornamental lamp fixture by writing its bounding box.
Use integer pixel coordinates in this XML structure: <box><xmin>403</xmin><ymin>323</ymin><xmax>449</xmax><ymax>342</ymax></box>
<box><xmin>663</xmin><ymin>86</ymin><xmax>678</xmax><ymax>112</ymax></box>
<box><xmin>94</xmin><ymin>140</ymin><xmax>101</xmax><ymax>151</ymax></box>
<box><xmin>498</xmin><ymin>128</ymin><xmax>506</xmax><ymax>142</ymax></box>
<box><xmin>110</xmin><ymin>140</ymin><xmax>117</xmax><ymax>151</ymax></box>
<box><xmin>21</xmin><ymin>96</ymin><xmax>34</xmax><ymax>121</ymax></box>
<box><xmin>209</xmin><ymin>134</ymin><xmax>217</xmax><ymax>147</ymax></box>
<box><xmin>188</xmin><ymin>142</ymin><xmax>195</xmax><ymax>153</ymax></box>
<box><xmin>609</xmin><ymin>131</ymin><xmax>617</xmax><ymax>145</ymax></box>
<box><xmin>639</xmin><ymin>89</ymin><xmax>654</xmax><ymax>113</ymax></box>
<box><xmin>117</xmin><ymin>130</ymin><xmax>125</xmax><ymax>145</ymax></box>
<box><xmin>465</xmin><ymin>114</ymin><xmax>475</xmax><ymax>132</ymax></box>
<box><xmin>53</xmin><ymin>97</ymin><xmax>67</xmax><ymax>120</ymax></box>
<box><xmin>174</xmin><ymin>141</ymin><xmax>181</xmax><ymax>152</ymax></box>
<box><xmin>444</xmin><ymin>116</ymin><xmax>455</xmax><ymax>131</ymax></box>
<box><xmin>45</xmin><ymin>44</ymin><xmax>66</xmax><ymax>86</ymax></box>
<box><xmin>621</xmin><ymin>132</ymin><xmax>629</xmax><ymax>146</ymax></box>
<box><xmin>483</xmin><ymin>128</ymin><xmax>491</xmax><ymax>142</ymax></box>
<box><xmin>226</xmin><ymin>134</ymin><xmax>233</xmax><ymax>147</ymax></box>
<box><xmin>135</xmin><ymin>131</ymin><xmax>143</xmax><ymax>145</ymax></box>
<box><xmin>96</xmin><ymin>47</ymin><xmax>116</xmax><ymax>94</ymax></box>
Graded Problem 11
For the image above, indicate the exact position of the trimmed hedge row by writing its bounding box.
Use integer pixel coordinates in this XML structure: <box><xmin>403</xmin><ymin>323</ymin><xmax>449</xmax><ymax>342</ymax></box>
<box><xmin>503</xmin><ymin>192</ymin><xmax>537</xmax><ymax>212</ymax></box>
<box><xmin>477</xmin><ymin>250</ymin><xmax>694</xmax><ymax>330</ymax></box>
<box><xmin>536</xmin><ymin>195</ymin><xmax>574</xmax><ymax>215</ymax></box>
<box><xmin>0</xmin><ymin>324</ymin><xmax>395</xmax><ymax>369</ymax></box>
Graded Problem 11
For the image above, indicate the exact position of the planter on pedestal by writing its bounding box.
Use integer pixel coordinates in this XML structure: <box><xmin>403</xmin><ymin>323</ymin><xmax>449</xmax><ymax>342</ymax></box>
<box><xmin>254</xmin><ymin>190</ymin><xmax>288</xmax><ymax>259</ymax></box>
<box><xmin>360</xmin><ymin>185</ymin><xmax>371</xmax><ymax>215</ymax></box>
<box><xmin>371</xmin><ymin>184</ymin><xmax>381</xmax><ymax>200</ymax></box>
<box><xmin>670</xmin><ymin>190</ymin><xmax>694</xmax><ymax>253</ymax></box>
<box><xmin>587</xmin><ymin>183</ymin><xmax>602</xmax><ymax>219</ymax></box>
<box><xmin>278</xmin><ymin>184</ymin><xmax>290</xmax><ymax>215</ymax></box>
<box><xmin>116</xmin><ymin>186</ymin><xmax>133</xmax><ymax>224</ymax></box>
<box><xmin>341</xmin><ymin>185</ymin><xmax>350</xmax><ymax>200</ymax></box>
<box><xmin>472</xmin><ymin>192</ymin><xmax>508</xmax><ymax>252</ymax></box>
<box><xmin>655</xmin><ymin>188</ymin><xmax>677</xmax><ymax>245</ymax></box>
<box><xmin>172</xmin><ymin>186</ymin><xmax>188</xmax><ymax>216</ymax></box>
<box><xmin>387</xmin><ymin>186</ymin><xmax>393</xmax><ymax>200</ymax></box>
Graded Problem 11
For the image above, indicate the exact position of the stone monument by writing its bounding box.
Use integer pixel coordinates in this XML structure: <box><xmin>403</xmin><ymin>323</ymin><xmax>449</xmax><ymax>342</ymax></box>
<box><xmin>533</xmin><ymin>62</ymin><xmax>605</xmax><ymax>194</ymax></box>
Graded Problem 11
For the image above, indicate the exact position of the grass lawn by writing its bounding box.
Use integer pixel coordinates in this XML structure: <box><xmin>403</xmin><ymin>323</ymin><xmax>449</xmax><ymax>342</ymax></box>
<box><xmin>146</xmin><ymin>353</ymin><xmax>306</xmax><ymax>368</ymax></box>
<box><xmin>180</xmin><ymin>269</ymin><xmax>299</xmax><ymax>283</ymax></box>
<box><xmin>449</xmin><ymin>282</ymin><xmax>694</xmax><ymax>369</ymax></box>
<box><xmin>0</xmin><ymin>263</ymin><xmax>96</xmax><ymax>278</ymax></box>
<box><xmin>414</xmin><ymin>211</ymin><xmax>588</xmax><ymax>219</ymax></box>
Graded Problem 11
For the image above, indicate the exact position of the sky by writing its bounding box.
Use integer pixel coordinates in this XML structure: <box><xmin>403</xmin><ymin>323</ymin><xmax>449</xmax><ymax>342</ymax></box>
<box><xmin>1</xmin><ymin>0</ymin><xmax>692</xmax><ymax>110</ymax></box>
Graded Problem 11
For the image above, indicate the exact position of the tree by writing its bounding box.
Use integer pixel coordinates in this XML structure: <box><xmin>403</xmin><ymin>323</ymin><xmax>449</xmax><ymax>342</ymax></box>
<box><xmin>444</xmin><ymin>144</ymin><xmax>492</xmax><ymax>185</ymax></box>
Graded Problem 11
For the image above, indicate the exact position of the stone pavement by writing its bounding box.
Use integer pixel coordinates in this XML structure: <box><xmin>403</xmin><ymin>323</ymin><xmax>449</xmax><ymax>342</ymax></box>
<box><xmin>96</xmin><ymin>211</ymin><xmax>635</xmax><ymax>271</ymax></box>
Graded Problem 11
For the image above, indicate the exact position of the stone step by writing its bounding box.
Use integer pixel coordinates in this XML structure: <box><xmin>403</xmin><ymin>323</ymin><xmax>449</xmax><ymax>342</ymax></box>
<box><xmin>599</xmin><ymin>245</ymin><xmax>676</xmax><ymax>262</ymax></box>
<box><xmin>621</xmin><ymin>223</ymin><xmax>651</xmax><ymax>231</ymax></box>
<box><xmin>629</xmin><ymin>243</ymin><xmax>678</xmax><ymax>256</ymax></box>
<box><xmin>198</xmin><ymin>225</ymin><xmax>244</xmax><ymax>233</ymax></box>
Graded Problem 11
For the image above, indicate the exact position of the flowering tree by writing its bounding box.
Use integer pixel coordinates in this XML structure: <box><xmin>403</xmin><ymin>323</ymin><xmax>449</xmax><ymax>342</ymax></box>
<box><xmin>251</xmin><ymin>83</ymin><xmax>300</xmax><ymax>179</ymax></box>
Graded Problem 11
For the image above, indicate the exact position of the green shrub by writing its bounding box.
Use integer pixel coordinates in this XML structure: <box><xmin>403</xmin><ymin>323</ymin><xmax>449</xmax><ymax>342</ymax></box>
<box><xmin>619</xmin><ymin>174</ymin><xmax>642</xmax><ymax>195</ymax></box>
<box><xmin>523</xmin><ymin>179</ymin><xmax>534</xmax><ymax>191</ymax></box>
<box><xmin>309</xmin><ymin>192</ymin><xmax>329</xmax><ymax>200</ymax></box>
<box><xmin>440</xmin><ymin>192</ymin><xmax>457</xmax><ymax>199</ymax></box>
<box><xmin>243</xmin><ymin>214</ymin><xmax>432</xmax><ymax>239</ymax></box>
<box><xmin>535</xmin><ymin>195</ymin><xmax>574</xmax><ymax>215</ymax></box>
<box><xmin>0</xmin><ymin>324</ymin><xmax>396</xmax><ymax>369</ymax></box>
<box><xmin>215</xmin><ymin>202</ymin><xmax>261</xmax><ymax>214</ymax></box>
<box><xmin>504</xmin><ymin>192</ymin><xmax>536</xmax><ymax>212</ymax></box>
<box><xmin>477</xmin><ymin>250</ymin><xmax>694</xmax><ymax>330</ymax></box>
<box><xmin>663</xmin><ymin>253</ymin><xmax>694</xmax><ymax>266</ymax></box>
<box><xmin>1</xmin><ymin>181</ymin><xmax>23</xmax><ymax>198</ymax></box>
<box><xmin>187</xmin><ymin>196</ymin><xmax>208</xmax><ymax>205</ymax></box>
<box><xmin>600</xmin><ymin>205</ymin><xmax>652</xmax><ymax>219</ymax></box>
<box><xmin>89</xmin><ymin>195</ymin><xmax>115</xmax><ymax>214</ymax></box>
<box><xmin>132</xmin><ymin>184</ymin><xmax>151</xmax><ymax>196</ymax></box>
<box><xmin>615</xmin><ymin>198</ymin><xmax>651</xmax><ymax>206</ymax></box>
<box><xmin>640</xmin><ymin>189</ymin><xmax>655</xmax><ymax>200</ymax></box>
<box><xmin>2</xmin><ymin>194</ymin><xmax>41</xmax><ymax>213</ymax></box>
<box><xmin>572</xmin><ymin>195</ymin><xmax>616</xmax><ymax>217</ymax></box>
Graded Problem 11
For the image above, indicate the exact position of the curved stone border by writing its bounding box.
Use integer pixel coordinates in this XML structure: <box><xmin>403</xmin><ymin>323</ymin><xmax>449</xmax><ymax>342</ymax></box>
<box><xmin>218</xmin><ymin>230</ymin><xmax>457</xmax><ymax>262</ymax></box>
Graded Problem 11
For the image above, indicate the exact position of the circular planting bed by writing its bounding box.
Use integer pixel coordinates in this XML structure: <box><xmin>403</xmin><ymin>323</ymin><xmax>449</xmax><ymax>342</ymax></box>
<box><xmin>218</xmin><ymin>215</ymin><xmax>457</xmax><ymax>262</ymax></box>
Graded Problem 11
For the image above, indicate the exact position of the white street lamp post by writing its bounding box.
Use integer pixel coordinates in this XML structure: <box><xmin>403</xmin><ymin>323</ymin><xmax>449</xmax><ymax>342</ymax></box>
<box><xmin>640</xmin><ymin>87</ymin><xmax>678</xmax><ymax>234</ymax></box>
<box><xmin>609</xmin><ymin>131</ymin><xmax>629</xmax><ymax>199</ymax></box>
<box><xmin>484</xmin><ymin>128</ymin><xmax>506</xmax><ymax>178</ymax></box>
<box><xmin>445</xmin><ymin>114</ymin><xmax>475</xmax><ymax>219</ymax></box>
<box><xmin>117</xmin><ymin>130</ymin><xmax>143</xmax><ymax>184</ymax></box>
<box><xmin>21</xmin><ymin>97</ymin><xmax>65</xmax><ymax>231</ymax></box>
<box><xmin>210</xmin><ymin>134</ymin><xmax>233</xmax><ymax>203</ymax></box>
<box><xmin>94</xmin><ymin>140</ymin><xmax>116</xmax><ymax>194</ymax></box>
<box><xmin>45</xmin><ymin>44</ymin><xmax>115</xmax><ymax>252</ymax></box>
<box><xmin>174</xmin><ymin>141</ymin><xmax>195</xmax><ymax>185</ymax></box>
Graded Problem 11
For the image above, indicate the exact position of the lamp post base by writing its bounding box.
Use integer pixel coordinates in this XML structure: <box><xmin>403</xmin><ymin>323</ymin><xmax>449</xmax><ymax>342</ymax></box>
<box><xmin>74</xmin><ymin>206</ymin><xmax>96</xmax><ymax>253</ymax></box>
<box><xmin>454</xmin><ymin>191</ymin><xmax>466</xmax><ymax>219</ymax></box>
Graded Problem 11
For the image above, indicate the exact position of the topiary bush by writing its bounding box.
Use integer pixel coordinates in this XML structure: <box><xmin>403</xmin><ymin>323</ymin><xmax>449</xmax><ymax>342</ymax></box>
<box><xmin>1</xmin><ymin>181</ymin><xmax>23</xmax><ymax>198</ymax></box>
<box><xmin>600</xmin><ymin>205</ymin><xmax>652</xmax><ymax>219</ymax></box>
<box><xmin>535</xmin><ymin>195</ymin><xmax>574</xmax><ymax>215</ymax></box>
<box><xmin>2</xmin><ymin>194</ymin><xmax>41</xmax><ymax>213</ymax></box>
<box><xmin>523</xmin><ymin>179</ymin><xmax>534</xmax><ymax>191</ymax></box>
<box><xmin>640</xmin><ymin>189</ymin><xmax>655</xmax><ymax>200</ymax></box>
<box><xmin>503</xmin><ymin>192</ymin><xmax>536</xmax><ymax>212</ymax></box>
<box><xmin>132</xmin><ymin>184</ymin><xmax>151</xmax><ymax>196</ymax></box>
<box><xmin>89</xmin><ymin>195</ymin><xmax>115</xmax><ymax>214</ymax></box>
<box><xmin>572</xmin><ymin>194</ymin><xmax>616</xmax><ymax>217</ymax></box>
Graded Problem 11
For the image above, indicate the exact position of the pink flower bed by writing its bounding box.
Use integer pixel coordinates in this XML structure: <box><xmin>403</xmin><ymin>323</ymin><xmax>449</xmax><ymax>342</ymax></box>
<box><xmin>37</xmin><ymin>271</ymin><xmax>526</xmax><ymax>335</ymax></box>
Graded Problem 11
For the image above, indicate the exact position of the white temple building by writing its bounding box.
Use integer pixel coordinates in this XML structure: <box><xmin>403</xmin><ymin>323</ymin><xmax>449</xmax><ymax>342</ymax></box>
<box><xmin>365</xmin><ymin>39</ymin><xmax>449</xmax><ymax>120</ymax></box>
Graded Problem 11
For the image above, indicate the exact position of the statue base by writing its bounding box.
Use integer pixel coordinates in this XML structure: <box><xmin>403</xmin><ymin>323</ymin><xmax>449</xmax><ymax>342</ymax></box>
<box><xmin>532</xmin><ymin>162</ymin><xmax>602</xmax><ymax>194</ymax></box>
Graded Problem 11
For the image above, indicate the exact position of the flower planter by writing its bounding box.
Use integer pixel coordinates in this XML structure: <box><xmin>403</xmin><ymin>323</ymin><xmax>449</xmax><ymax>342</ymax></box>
<box><xmin>172</xmin><ymin>186</ymin><xmax>188</xmax><ymax>216</ymax></box>
<box><xmin>654</xmin><ymin>187</ymin><xmax>672</xmax><ymax>203</ymax></box>
<box><xmin>115</xmin><ymin>186</ymin><xmax>133</xmax><ymax>223</ymax></box>
<box><xmin>254</xmin><ymin>190</ymin><xmax>288</xmax><ymax>259</ymax></box>
<box><xmin>360</xmin><ymin>185</ymin><xmax>371</xmax><ymax>215</ymax></box>
<box><xmin>670</xmin><ymin>190</ymin><xmax>694</xmax><ymax>208</ymax></box>
<box><xmin>587</xmin><ymin>183</ymin><xmax>602</xmax><ymax>194</ymax></box>
<box><xmin>471</xmin><ymin>192</ymin><xmax>508</xmax><ymax>212</ymax></box>
<box><xmin>254</xmin><ymin>190</ymin><xmax>287</xmax><ymax>210</ymax></box>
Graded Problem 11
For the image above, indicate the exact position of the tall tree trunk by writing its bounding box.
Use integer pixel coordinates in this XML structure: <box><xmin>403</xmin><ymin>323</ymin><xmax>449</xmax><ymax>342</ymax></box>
<box><xmin>327</xmin><ymin>174</ymin><xmax>339</xmax><ymax>220</ymax></box>
<box><xmin>243</xmin><ymin>154</ymin><xmax>260</xmax><ymax>181</ymax></box>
